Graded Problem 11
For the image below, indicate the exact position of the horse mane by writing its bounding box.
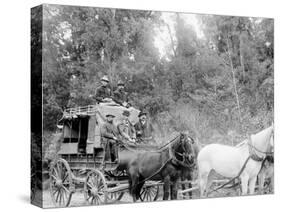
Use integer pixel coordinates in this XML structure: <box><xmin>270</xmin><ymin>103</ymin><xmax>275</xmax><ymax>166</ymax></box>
<box><xmin>235</xmin><ymin>139</ymin><xmax>247</xmax><ymax>148</ymax></box>
<box><xmin>251</xmin><ymin>125</ymin><xmax>273</xmax><ymax>143</ymax></box>
<box><xmin>234</xmin><ymin>125</ymin><xmax>273</xmax><ymax>150</ymax></box>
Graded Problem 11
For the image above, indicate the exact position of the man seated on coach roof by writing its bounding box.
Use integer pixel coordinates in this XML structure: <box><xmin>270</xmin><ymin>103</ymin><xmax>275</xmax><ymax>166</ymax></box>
<box><xmin>117</xmin><ymin>110</ymin><xmax>136</xmax><ymax>143</ymax></box>
<box><xmin>100</xmin><ymin>113</ymin><xmax>119</xmax><ymax>162</ymax></box>
<box><xmin>134</xmin><ymin>111</ymin><xmax>156</xmax><ymax>144</ymax></box>
<box><xmin>113</xmin><ymin>80</ymin><xmax>130</xmax><ymax>108</ymax></box>
<box><xmin>95</xmin><ymin>75</ymin><xmax>113</xmax><ymax>103</ymax></box>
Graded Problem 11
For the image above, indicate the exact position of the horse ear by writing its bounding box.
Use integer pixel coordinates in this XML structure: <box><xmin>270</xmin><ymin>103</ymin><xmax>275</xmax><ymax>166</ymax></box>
<box><xmin>180</xmin><ymin>133</ymin><xmax>184</xmax><ymax>139</ymax></box>
<box><xmin>189</xmin><ymin>137</ymin><xmax>195</xmax><ymax>144</ymax></box>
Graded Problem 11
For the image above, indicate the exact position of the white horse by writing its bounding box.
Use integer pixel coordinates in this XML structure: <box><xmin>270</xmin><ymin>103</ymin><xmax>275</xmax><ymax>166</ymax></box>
<box><xmin>197</xmin><ymin>125</ymin><xmax>274</xmax><ymax>196</ymax></box>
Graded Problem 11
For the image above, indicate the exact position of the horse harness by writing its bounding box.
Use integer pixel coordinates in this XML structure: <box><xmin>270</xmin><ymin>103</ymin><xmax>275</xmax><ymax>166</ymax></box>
<box><xmin>131</xmin><ymin>134</ymin><xmax>196</xmax><ymax>187</ymax></box>
<box><xmin>247</xmin><ymin>134</ymin><xmax>273</xmax><ymax>162</ymax></box>
<box><xmin>169</xmin><ymin>142</ymin><xmax>196</xmax><ymax>169</ymax></box>
<box><xmin>208</xmin><ymin>131</ymin><xmax>274</xmax><ymax>195</ymax></box>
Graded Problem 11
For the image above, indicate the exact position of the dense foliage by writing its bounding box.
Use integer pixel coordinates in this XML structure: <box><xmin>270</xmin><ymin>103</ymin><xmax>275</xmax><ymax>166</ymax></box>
<box><xmin>42</xmin><ymin>5</ymin><xmax>273</xmax><ymax>147</ymax></box>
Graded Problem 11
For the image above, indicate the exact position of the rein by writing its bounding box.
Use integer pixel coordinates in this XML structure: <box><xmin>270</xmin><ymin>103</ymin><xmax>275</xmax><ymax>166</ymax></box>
<box><xmin>119</xmin><ymin>134</ymin><xmax>181</xmax><ymax>153</ymax></box>
<box><xmin>208</xmin><ymin>156</ymin><xmax>251</xmax><ymax>195</ymax></box>
<box><xmin>174</xmin><ymin>151</ymin><xmax>196</xmax><ymax>168</ymax></box>
<box><xmin>208</xmin><ymin>129</ymin><xmax>274</xmax><ymax>194</ymax></box>
<box><xmin>248</xmin><ymin>135</ymin><xmax>273</xmax><ymax>154</ymax></box>
<box><xmin>130</xmin><ymin>134</ymin><xmax>196</xmax><ymax>189</ymax></box>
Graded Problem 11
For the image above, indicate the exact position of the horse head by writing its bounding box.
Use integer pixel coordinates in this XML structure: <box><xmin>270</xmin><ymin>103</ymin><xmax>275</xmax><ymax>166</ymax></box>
<box><xmin>173</xmin><ymin>132</ymin><xmax>196</xmax><ymax>167</ymax></box>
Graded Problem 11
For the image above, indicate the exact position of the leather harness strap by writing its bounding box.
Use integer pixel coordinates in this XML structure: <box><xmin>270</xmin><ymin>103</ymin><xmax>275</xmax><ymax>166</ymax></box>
<box><xmin>247</xmin><ymin>133</ymin><xmax>273</xmax><ymax>162</ymax></box>
<box><xmin>209</xmin><ymin>130</ymin><xmax>274</xmax><ymax>194</ymax></box>
<box><xmin>130</xmin><ymin>134</ymin><xmax>196</xmax><ymax>188</ymax></box>
<box><xmin>248</xmin><ymin>136</ymin><xmax>264</xmax><ymax>162</ymax></box>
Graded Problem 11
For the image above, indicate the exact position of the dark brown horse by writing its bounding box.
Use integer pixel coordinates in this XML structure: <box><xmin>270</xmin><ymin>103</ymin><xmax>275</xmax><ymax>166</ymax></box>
<box><xmin>128</xmin><ymin>133</ymin><xmax>196</xmax><ymax>201</ymax></box>
<box><xmin>180</xmin><ymin>136</ymin><xmax>200</xmax><ymax>199</ymax></box>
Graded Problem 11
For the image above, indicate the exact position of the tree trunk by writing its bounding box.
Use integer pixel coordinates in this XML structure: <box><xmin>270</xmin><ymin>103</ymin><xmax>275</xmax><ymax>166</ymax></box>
<box><xmin>166</xmin><ymin>23</ymin><xmax>177</xmax><ymax>57</ymax></box>
<box><xmin>226</xmin><ymin>37</ymin><xmax>242</xmax><ymax>126</ymax></box>
<box><xmin>239</xmin><ymin>32</ymin><xmax>246</xmax><ymax>81</ymax></box>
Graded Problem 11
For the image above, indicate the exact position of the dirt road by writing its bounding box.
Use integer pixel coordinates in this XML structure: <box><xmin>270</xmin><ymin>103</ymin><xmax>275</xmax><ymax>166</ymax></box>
<box><xmin>43</xmin><ymin>189</ymin><xmax>148</xmax><ymax>208</ymax></box>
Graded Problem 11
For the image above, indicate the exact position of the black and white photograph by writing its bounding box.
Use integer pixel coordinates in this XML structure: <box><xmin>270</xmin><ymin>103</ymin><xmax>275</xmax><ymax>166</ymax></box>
<box><xmin>31</xmin><ymin>3</ymin><xmax>274</xmax><ymax>208</ymax></box>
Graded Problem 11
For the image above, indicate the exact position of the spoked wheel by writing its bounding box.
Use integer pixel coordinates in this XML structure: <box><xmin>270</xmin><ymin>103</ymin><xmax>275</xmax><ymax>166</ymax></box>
<box><xmin>105</xmin><ymin>170</ymin><xmax>125</xmax><ymax>203</ymax></box>
<box><xmin>84</xmin><ymin>170</ymin><xmax>108</xmax><ymax>205</ymax></box>
<box><xmin>108</xmin><ymin>191</ymin><xmax>124</xmax><ymax>203</ymax></box>
<box><xmin>49</xmin><ymin>158</ymin><xmax>73</xmax><ymax>207</ymax></box>
<box><xmin>139</xmin><ymin>183</ymin><xmax>160</xmax><ymax>202</ymax></box>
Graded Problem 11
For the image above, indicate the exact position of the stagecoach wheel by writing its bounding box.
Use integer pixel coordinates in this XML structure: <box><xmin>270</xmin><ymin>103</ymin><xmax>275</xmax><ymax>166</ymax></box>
<box><xmin>84</xmin><ymin>170</ymin><xmax>108</xmax><ymax>205</ymax></box>
<box><xmin>139</xmin><ymin>183</ymin><xmax>159</xmax><ymax>202</ymax></box>
<box><xmin>49</xmin><ymin>158</ymin><xmax>73</xmax><ymax>207</ymax></box>
<box><xmin>105</xmin><ymin>170</ymin><xmax>126</xmax><ymax>202</ymax></box>
<box><xmin>108</xmin><ymin>191</ymin><xmax>124</xmax><ymax>202</ymax></box>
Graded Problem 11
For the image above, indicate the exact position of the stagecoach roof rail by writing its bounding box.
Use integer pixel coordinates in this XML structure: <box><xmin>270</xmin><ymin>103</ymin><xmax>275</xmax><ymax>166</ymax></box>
<box><xmin>63</xmin><ymin>105</ymin><xmax>97</xmax><ymax>118</ymax></box>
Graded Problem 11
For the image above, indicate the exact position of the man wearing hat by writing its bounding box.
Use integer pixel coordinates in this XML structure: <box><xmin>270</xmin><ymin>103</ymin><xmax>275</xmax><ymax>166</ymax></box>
<box><xmin>134</xmin><ymin>111</ymin><xmax>155</xmax><ymax>144</ymax></box>
<box><xmin>117</xmin><ymin>110</ymin><xmax>136</xmax><ymax>143</ymax></box>
<box><xmin>113</xmin><ymin>80</ymin><xmax>130</xmax><ymax>107</ymax></box>
<box><xmin>100</xmin><ymin>113</ymin><xmax>119</xmax><ymax>162</ymax></box>
<box><xmin>95</xmin><ymin>75</ymin><xmax>113</xmax><ymax>103</ymax></box>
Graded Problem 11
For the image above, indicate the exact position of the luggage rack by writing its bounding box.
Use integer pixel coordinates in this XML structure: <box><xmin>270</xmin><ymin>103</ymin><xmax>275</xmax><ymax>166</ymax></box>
<box><xmin>63</xmin><ymin>105</ymin><xmax>97</xmax><ymax>118</ymax></box>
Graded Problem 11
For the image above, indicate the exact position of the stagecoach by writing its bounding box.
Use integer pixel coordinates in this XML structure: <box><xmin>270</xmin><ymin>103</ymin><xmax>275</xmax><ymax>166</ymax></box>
<box><xmin>49</xmin><ymin>105</ymin><xmax>161</xmax><ymax>207</ymax></box>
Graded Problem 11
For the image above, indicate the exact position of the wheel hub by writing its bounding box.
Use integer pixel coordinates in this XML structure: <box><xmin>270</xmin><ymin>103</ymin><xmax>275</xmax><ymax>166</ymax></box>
<box><xmin>90</xmin><ymin>187</ymin><xmax>98</xmax><ymax>197</ymax></box>
<box><xmin>55</xmin><ymin>179</ymin><xmax>63</xmax><ymax>187</ymax></box>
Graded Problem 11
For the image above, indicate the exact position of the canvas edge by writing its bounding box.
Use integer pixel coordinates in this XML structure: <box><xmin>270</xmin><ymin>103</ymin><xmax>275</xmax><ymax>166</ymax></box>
<box><xmin>31</xmin><ymin>4</ymin><xmax>43</xmax><ymax>208</ymax></box>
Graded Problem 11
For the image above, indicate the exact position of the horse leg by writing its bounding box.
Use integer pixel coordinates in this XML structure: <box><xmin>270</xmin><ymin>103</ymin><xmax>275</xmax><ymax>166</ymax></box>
<box><xmin>249</xmin><ymin>176</ymin><xmax>257</xmax><ymax>195</ymax></box>
<box><xmin>240</xmin><ymin>174</ymin><xmax>249</xmax><ymax>195</ymax></box>
<box><xmin>128</xmin><ymin>167</ymin><xmax>139</xmax><ymax>202</ymax></box>
<box><xmin>181</xmin><ymin>174</ymin><xmax>186</xmax><ymax>193</ymax></box>
<box><xmin>270</xmin><ymin>174</ymin><xmax>274</xmax><ymax>193</ymax></box>
<box><xmin>180</xmin><ymin>174</ymin><xmax>187</xmax><ymax>199</ymax></box>
<box><xmin>136</xmin><ymin>176</ymin><xmax>145</xmax><ymax>201</ymax></box>
<box><xmin>198</xmin><ymin>162</ymin><xmax>211</xmax><ymax>197</ymax></box>
<box><xmin>163</xmin><ymin>176</ymin><xmax>171</xmax><ymax>200</ymax></box>
<box><xmin>258</xmin><ymin>172</ymin><xmax>265</xmax><ymax>194</ymax></box>
<box><xmin>186</xmin><ymin>173</ymin><xmax>193</xmax><ymax>199</ymax></box>
<box><xmin>170</xmin><ymin>180</ymin><xmax>178</xmax><ymax>200</ymax></box>
<box><xmin>198</xmin><ymin>170</ymin><xmax>209</xmax><ymax>197</ymax></box>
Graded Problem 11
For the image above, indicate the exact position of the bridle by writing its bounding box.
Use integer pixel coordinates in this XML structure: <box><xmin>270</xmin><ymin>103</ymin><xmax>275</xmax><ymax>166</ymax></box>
<box><xmin>130</xmin><ymin>133</ymin><xmax>196</xmax><ymax>188</ymax></box>
<box><xmin>171</xmin><ymin>135</ymin><xmax>196</xmax><ymax>168</ymax></box>
<box><xmin>247</xmin><ymin>130</ymin><xmax>274</xmax><ymax>162</ymax></box>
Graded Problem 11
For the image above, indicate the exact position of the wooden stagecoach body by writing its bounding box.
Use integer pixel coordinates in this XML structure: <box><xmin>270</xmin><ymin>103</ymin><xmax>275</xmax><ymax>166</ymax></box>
<box><xmin>49</xmin><ymin>105</ymin><xmax>160</xmax><ymax>207</ymax></box>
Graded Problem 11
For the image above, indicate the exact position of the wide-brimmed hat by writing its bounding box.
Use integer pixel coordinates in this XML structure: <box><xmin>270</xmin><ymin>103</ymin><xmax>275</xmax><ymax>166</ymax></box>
<box><xmin>117</xmin><ymin>80</ymin><xmax>125</xmax><ymax>86</ymax></box>
<box><xmin>138</xmin><ymin>111</ymin><xmax>147</xmax><ymax>117</ymax></box>
<box><xmin>106</xmin><ymin>113</ymin><xmax>115</xmax><ymax>118</ymax></box>
<box><xmin>122</xmin><ymin>110</ymin><xmax>130</xmax><ymax>117</ymax></box>
<box><xmin>101</xmin><ymin>75</ymin><xmax>109</xmax><ymax>82</ymax></box>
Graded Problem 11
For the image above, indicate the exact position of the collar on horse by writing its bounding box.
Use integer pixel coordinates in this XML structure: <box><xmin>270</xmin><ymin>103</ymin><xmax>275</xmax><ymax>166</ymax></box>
<box><xmin>247</xmin><ymin>133</ymin><xmax>273</xmax><ymax>162</ymax></box>
<box><xmin>168</xmin><ymin>139</ymin><xmax>196</xmax><ymax>169</ymax></box>
<box><xmin>129</xmin><ymin>134</ymin><xmax>195</xmax><ymax>187</ymax></box>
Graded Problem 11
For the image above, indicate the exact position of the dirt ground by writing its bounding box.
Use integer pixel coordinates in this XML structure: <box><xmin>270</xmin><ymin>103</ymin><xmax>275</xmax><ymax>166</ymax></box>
<box><xmin>43</xmin><ymin>189</ymin><xmax>159</xmax><ymax>208</ymax></box>
<box><xmin>42</xmin><ymin>184</ymin><xmax>273</xmax><ymax>208</ymax></box>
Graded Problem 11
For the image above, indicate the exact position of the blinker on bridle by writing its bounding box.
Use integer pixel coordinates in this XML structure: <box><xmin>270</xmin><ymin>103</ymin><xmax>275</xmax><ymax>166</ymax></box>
<box><xmin>174</xmin><ymin>135</ymin><xmax>195</xmax><ymax>167</ymax></box>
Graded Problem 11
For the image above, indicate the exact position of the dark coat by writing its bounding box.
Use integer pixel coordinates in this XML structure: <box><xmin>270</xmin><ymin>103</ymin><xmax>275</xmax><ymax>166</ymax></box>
<box><xmin>134</xmin><ymin>120</ymin><xmax>155</xmax><ymax>143</ymax></box>
<box><xmin>95</xmin><ymin>85</ymin><xmax>112</xmax><ymax>103</ymax></box>
<box><xmin>100</xmin><ymin>121</ymin><xmax>119</xmax><ymax>141</ymax></box>
<box><xmin>100</xmin><ymin>121</ymin><xmax>119</xmax><ymax>162</ymax></box>
<box><xmin>113</xmin><ymin>88</ymin><xmax>129</xmax><ymax>105</ymax></box>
